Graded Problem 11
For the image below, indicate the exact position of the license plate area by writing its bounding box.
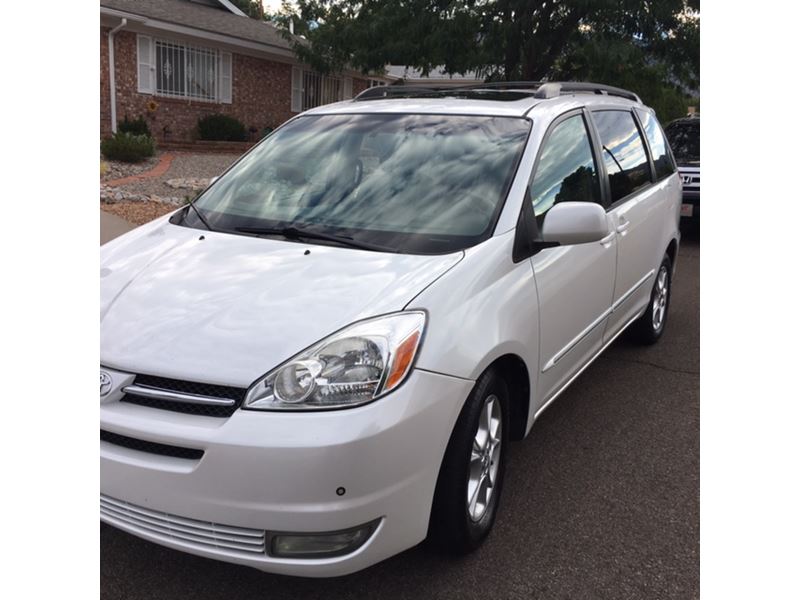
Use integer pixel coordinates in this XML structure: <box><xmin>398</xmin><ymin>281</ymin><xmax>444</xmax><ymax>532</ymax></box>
<box><xmin>681</xmin><ymin>204</ymin><xmax>694</xmax><ymax>217</ymax></box>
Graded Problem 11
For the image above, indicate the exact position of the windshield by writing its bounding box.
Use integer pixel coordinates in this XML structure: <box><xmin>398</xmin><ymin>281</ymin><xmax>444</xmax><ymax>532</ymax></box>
<box><xmin>176</xmin><ymin>114</ymin><xmax>531</xmax><ymax>254</ymax></box>
<box><xmin>664</xmin><ymin>120</ymin><xmax>700</xmax><ymax>163</ymax></box>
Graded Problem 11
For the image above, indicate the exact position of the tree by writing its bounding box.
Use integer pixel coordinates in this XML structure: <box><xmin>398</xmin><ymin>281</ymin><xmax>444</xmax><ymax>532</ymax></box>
<box><xmin>264</xmin><ymin>0</ymin><xmax>302</xmax><ymax>30</ymax></box>
<box><xmin>229</xmin><ymin>0</ymin><xmax>265</xmax><ymax>19</ymax></box>
<box><xmin>287</xmin><ymin>1</ymin><xmax>699</xmax><ymax>120</ymax></box>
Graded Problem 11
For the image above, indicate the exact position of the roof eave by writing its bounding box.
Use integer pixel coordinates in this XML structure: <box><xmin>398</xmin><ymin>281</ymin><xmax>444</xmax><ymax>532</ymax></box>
<box><xmin>100</xmin><ymin>5</ymin><xmax>295</xmax><ymax>59</ymax></box>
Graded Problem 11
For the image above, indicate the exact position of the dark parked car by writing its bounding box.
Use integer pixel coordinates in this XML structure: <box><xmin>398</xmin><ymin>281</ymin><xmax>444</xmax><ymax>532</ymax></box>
<box><xmin>664</xmin><ymin>116</ymin><xmax>700</xmax><ymax>226</ymax></box>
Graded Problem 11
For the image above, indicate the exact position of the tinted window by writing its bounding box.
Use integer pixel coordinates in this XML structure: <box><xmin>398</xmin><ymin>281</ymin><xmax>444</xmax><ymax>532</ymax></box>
<box><xmin>181</xmin><ymin>114</ymin><xmax>531</xmax><ymax>254</ymax></box>
<box><xmin>592</xmin><ymin>110</ymin><xmax>651</xmax><ymax>203</ymax></box>
<box><xmin>530</xmin><ymin>114</ymin><xmax>601</xmax><ymax>219</ymax></box>
<box><xmin>664</xmin><ymin>119</ymin><xmax>700</xmax><ymax>163</ymax></box>
<box><xmin>637</xmin><ymin>109</ymin><xmax>676</xmax><ymax>180</ymax></box>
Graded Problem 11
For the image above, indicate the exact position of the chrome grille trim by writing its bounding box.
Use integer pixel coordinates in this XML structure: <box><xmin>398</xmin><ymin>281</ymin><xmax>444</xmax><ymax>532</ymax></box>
<box><xmin>122</xmin><ymin>384</ymin><xmax>237</xmax><ymax>407</ymax></box>
<box><xmin>100</xmin><ymin>494</ymin><xmax>266</xmax><ymax>555</ymax></box>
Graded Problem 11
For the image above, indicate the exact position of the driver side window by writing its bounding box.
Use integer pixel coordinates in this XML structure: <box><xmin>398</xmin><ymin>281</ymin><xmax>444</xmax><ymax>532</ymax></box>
<box><xmin>530</xmin><ymin>114</ymin><xmax>602</xmax><ymax>222</ymax></box>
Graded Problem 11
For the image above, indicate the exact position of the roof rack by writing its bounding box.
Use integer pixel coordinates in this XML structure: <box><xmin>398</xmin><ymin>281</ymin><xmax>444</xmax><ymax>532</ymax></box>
<box><xmin>354</xmin><ymin>81</ymin><xmax>641</xmax><ymax>104</ymax></box>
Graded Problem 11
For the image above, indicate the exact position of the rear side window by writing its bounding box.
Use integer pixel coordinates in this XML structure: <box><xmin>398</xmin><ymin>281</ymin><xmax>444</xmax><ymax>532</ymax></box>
<box><xmin>530</xmin><ymin>114</ymin><xmax>602</xmax><ymax>219</ymax></box>
<box><xmin>592</xmin><ymin>110</ymin><xmax>651</xmax><ymax>203</ymax></box>
<box><xmin>637</xmin><ymin>109</ymin><xmax>676</xmax><ymax>180</ymax></box>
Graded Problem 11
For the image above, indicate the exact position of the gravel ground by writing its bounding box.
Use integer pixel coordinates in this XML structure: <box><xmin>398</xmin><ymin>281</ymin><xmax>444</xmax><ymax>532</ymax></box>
<box><xmin>100</xmin><ymin>152</ymin><xmax>239</xmax><ymax>225</ymax></box>
<box><xmin>101</xmin><ymin>231</ymin><xmax>700</xmax><ymax>599</ymax></box>
<box><xmin>102</xmin><ymin>201</ymin><xmax>178</xmax><ymax>226</ymax></box>
<box><xmin>101</xmin><ymin>155</ymin><xmax>160</xmax><ymax>182</ymax></box>
<box><xmin>116</xmin><ymin>152</ymin><xmax>237</xmax><ymax>198</ymax></box>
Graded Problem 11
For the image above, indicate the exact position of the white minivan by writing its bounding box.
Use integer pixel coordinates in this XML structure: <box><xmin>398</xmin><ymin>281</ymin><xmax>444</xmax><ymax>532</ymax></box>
<box><xmin>100</xmin><ymin>82</ymin><xmax>681</xmax><ymax>577</ymax></box>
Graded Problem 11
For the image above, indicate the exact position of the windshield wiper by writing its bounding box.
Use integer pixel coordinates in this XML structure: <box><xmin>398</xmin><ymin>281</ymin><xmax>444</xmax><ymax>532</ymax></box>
<box><xmin>185</xmin><ymin>199</ymin><xmax>214</xmax><ymax>232</ymax></box>
<box><xmin>234</xmin><ymin>225</ymin><xmax>397</xmax><ymax>253</ymax></box>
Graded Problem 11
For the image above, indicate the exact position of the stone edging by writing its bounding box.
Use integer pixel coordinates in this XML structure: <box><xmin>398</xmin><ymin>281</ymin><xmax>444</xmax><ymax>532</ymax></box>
<box><xmin>104</xmin><ymin>153</ymin><xmax>175</xmax><ymax>188</ymax></box>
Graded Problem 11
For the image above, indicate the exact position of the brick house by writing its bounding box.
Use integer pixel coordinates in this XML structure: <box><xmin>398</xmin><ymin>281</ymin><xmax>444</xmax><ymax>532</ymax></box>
<box><xmin>100</xmin><ymin>0</ymin><xmax>381</xmax><ymax>142</ymax></box>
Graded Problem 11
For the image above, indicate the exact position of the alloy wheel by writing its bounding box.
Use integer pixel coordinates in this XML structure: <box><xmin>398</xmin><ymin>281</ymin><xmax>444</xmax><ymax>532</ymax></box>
<box><xmin>652</xmin><ymin>265</ymin><xmax>669</xmax><ymax>331</ymax></box>
<box><xmin>467</xmin><ymin>394</ymin><xmax>502</xmax><ymax>521</ymax></box>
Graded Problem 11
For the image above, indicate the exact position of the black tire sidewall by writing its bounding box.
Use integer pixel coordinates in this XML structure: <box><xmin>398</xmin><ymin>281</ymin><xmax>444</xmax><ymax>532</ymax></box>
<box><xmin>635</xmin><ymin>253</ymin><xmax>673</xmax><ymax>344</ymax></box>
<box><xmin>429</xmin><ymin>368</ymin><xmax>510</xmax><ymax>553</ymax></box>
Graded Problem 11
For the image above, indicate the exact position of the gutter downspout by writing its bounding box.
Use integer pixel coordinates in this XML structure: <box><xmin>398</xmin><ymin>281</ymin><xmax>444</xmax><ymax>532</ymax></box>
<box><xmin>108</xmin><ymin>18</ymin><xmax>128</xmax><ymax>134</ymax></box>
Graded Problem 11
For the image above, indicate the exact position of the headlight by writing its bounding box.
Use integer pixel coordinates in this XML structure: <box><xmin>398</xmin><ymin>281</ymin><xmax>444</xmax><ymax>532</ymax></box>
<box><xmin>243</xmin><ymin>311</ymin><xmax>426</xmax><ymax>411</ymax></box>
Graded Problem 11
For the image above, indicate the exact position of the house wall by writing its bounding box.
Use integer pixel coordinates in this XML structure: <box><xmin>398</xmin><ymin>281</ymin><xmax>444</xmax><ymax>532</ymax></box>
<box><xmin>353</xmin><ymin>78</ymin><xmax>369</xmax><ymax>97</ymax></box>
<box><xmin>101</xmin><ymin>28</ymin><xmax>371</xmax><ymax>141</ymax></box>
<box><xmin>101</xmin><ymin>28</ymin><xmax>112</xmax><ymax>138</ymax></box>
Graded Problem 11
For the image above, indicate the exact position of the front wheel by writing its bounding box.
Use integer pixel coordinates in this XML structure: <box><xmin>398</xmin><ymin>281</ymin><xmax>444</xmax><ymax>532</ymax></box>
<box><xmin>429</xmin><ymin>368</ymin><xmax>509</xmax><ymax>554</ymax></box>
<box><xmin>629</xmin><ymin>253</ymin><xmax>672</xmax><ymax>345</ymax></box>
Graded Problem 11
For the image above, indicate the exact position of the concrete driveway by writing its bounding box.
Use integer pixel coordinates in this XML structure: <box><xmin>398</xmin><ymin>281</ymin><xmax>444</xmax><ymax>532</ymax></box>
<box><xmin>100</xmin><ymin>210</ymin><xmax>135</xmax><ymax>245</ymax></box>
<box><xmin>100</xmin><ymin>230</ymin><xmax>700</xmax><ymax>599</ymax></box>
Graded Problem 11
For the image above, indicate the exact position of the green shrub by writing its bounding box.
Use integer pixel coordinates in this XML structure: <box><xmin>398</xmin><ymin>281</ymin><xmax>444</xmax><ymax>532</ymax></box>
<box><xmin>117</xmin><ymin>114</ymin><xmax>151</xmax><ymax>136</ymax></box>
<box><xmin>197</xmin><ymin>113</ymin><xmax>247</xmax><ymax>141</ymax></box>
<box><xmin>101</xmin><ymin>132</ymin><xmax>156</xmax><ymax>163</ymax></box>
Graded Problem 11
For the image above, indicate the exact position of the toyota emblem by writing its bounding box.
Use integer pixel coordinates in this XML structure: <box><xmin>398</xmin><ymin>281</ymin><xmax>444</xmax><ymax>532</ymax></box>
<box><xmin>100</xmin><ymin>371</ymin><xmax>113</xmax><ymax>396</ymax></box>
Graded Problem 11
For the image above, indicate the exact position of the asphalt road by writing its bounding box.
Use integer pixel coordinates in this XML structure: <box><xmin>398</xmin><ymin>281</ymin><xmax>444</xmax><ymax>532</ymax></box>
<box><xmin>101</xmin><ymin>231</ymin><xmax>699</xmax><ymax>600</ymax></box>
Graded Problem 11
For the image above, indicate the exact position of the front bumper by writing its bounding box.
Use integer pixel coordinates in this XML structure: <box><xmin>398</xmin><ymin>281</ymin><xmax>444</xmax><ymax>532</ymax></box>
<box><xmin>100</xmin><ymin>368</ymin><xmax>472</xmax><ymax>577</ymax></box>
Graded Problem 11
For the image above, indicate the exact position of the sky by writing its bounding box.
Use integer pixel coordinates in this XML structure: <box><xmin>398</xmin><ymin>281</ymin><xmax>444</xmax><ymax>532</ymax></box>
<box><xmin>260</xmin><ymin>0</ymin><xmax>291</xmax><ymax>12</ymax></box>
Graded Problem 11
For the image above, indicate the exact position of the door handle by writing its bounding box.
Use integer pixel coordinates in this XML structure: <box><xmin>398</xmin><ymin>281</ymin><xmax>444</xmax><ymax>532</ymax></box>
<box><xmin>616</xmin><ymin>219</ymin><xmax>631</xmax><ymax>234</ymax></box>
<box><xmin>599</xmin><ymin>232</ymin><xmax>615</xmax><ymax>246</ymax></box>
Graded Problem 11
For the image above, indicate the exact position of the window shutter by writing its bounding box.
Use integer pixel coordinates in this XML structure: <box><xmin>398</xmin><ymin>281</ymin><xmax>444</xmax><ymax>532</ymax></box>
<box><xmin>291</xmin><ymin>66</ymin><xmax>303</xmax><ymax>112</ymax></box>
<box><xmin>343</xmin><ymin>77</ymin><xmax>353</xmax><ymax>100</ymax></box>
<box><xmin>220</xmin><ymin>52</ymin><xmax>232</xmax><ymax>103</ymax></box>
<box><xmin>137</xmin><ymin>35</ymin><xmax>154</xmax><ymax>94</ymax></box>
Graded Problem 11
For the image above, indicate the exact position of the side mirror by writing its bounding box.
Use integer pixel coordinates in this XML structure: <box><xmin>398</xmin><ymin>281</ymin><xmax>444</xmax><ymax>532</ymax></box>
<box><xmin>541</xmin><ymin>202</ymin><xmax>610</xmax><ymax>245</ymax></box>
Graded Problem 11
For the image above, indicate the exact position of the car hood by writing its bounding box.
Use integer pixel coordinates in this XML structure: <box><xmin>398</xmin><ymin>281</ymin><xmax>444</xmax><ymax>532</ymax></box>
<box><xmin>101</xmin><ymin>218</ymin><xmax>462</xmax><ymax>386</ymax></box>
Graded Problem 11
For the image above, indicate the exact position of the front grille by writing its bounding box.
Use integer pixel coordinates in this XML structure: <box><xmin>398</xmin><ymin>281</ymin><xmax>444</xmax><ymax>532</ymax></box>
<box><xmin>100</xmin><ymin>430</ymin><xmax>204</xmax><ymax>460</ymax></box>
<box><xmin>121</xmin><ymin>374</ymin><xmax>247</xmax><ymax>418</ymax></box>
<box><xmin>679</xmin><ymin>171</ymin><xmax>700</xmax><ymax>187</ymax></box>
<box><xmin>100</xmin><ymin>494</ymin><xmax>266</xmax><ymax>556</ymax></box>
<box><xmin>133</xmin><ymin>374</ymin><xmax>247</xmax><ymax>400</ymax></box>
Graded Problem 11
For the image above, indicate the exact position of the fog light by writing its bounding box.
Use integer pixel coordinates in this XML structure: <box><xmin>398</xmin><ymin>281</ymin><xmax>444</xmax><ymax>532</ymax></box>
<box><xmin>269</xmin><ymin>519</ymin><xmax>380</xmax><ymax>559</ymax></box>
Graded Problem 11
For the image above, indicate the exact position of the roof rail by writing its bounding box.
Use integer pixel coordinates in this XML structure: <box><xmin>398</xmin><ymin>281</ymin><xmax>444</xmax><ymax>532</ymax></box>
<box><xmin>354</xmin><ymin>85</ymin><xmax>446</xmax><ymax>100</ymax></box>
<box><xmin>353</xmin><ymin>81</ymin><xmax>641</xmax><ymax>103</ymax></box>
<box><xmin>556</xmin><ymin>82</ymin><xmax>641</xmax><ymax>103</ymax></box>
<box><xmin>534</xmin><ymin>82</ymin><xmax>562</xmax><ymax>99</ymax></box>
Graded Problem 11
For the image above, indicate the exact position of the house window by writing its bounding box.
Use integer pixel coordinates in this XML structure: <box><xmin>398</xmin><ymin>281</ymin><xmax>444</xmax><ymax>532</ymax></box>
<box><xmin>369</xmin><ymin>79</ymin><xmax>387</xmax><ymax>88</ymax></box>
<box><xmin>291</xmin><ymin>67</ymin><xmax>352</xmax><ymax>112</ymax></box>
<box><xmin>155</xmin><ymin>40</ymin><xmax>217</xmax><ymax>101</ymax></box>
<box><xmin>302</xmin><ymin>71</ymin><xmax>342</xmax><ymax>110</ymax></box>
<box><xmin>137</xmin><ymin>35</ymin><xmax>232</xmax><ymax>103</ymax></box>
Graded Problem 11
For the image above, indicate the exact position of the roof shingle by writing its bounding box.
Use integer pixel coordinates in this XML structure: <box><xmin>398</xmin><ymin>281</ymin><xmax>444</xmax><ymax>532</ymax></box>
<box><xmin>100</xmin><ymin>0</ymin><xmax>292</xmax><ymax>51</ymax></box>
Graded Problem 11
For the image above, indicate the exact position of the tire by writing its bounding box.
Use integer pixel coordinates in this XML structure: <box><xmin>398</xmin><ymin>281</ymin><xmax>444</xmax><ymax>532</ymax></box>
<box><xmin>629</xmin><ymin>253</ymin><xmax>672</xmax><ymax>345</ymax></box>
<box><xmin>429</xmin><ymin>368</ymin><xmax>510</xmax><ymax>554</ymax></box>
